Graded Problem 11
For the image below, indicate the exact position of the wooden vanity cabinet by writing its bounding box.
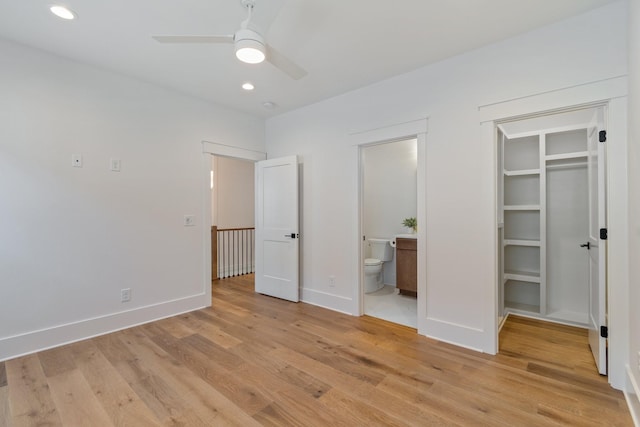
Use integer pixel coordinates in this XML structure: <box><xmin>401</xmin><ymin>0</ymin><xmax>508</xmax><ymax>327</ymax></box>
<box><xmin>396</xmin><ymin>238</ymin><xmax>417</xmax><ymax>296</ymax></box>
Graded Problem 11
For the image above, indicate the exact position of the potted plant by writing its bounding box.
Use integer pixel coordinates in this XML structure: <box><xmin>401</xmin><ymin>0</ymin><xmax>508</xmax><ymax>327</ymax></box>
<box><xmin>402</xmin><ymin>217</ymin><xmax>417</xmax><ymax>233</ymax></box>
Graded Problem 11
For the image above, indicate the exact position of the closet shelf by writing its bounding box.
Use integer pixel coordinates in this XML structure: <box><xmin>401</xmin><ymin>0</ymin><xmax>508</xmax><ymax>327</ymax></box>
<box><xmin>504</xmin><ymin>239</ymin><xmax>540</xmax><ymax>247</ymax></box>
<box><xmin>545</xmin><ymin>151</ymin><xmax>588</xmax><ymax>161</ymax></box>
<box><xmin>504</xmin><ymin>270</ymin><xmax>540</xmax><ymax>283</ymax></box>
<box><xmin>503</xmin><ymin>205</ymin><xmax>540</xmax><ymax>211</ymax></box>
<box><xmin>504</xmin><ymin>168</ymin><xmax>540</xmax><ymax>176</ymax></box>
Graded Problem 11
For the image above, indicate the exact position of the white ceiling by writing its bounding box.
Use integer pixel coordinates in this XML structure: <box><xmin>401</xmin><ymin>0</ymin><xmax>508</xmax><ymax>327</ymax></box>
<box><xmin>0</xmin><ymin>0</ymin><xmax>618</xmax><ymax>118</ymax></box>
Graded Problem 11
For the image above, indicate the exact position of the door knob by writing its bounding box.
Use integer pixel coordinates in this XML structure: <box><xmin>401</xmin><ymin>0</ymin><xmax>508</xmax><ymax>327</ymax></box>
<box><xmin>580</xmin><ymin>242</ymin><xmax>591</xmax><ymax>250</ymax></box>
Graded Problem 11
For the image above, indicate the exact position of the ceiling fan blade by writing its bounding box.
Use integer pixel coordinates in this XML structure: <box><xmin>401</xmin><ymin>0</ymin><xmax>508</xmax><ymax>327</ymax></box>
<box><xmin>266</xmin><ymin>45</ymin><xmax>307</xmax><ymax>80</ymax></box>
<box><xmin>152</xmin><ymin>35</ymin><xmax>234</xmax><ymax>44</ymax></box>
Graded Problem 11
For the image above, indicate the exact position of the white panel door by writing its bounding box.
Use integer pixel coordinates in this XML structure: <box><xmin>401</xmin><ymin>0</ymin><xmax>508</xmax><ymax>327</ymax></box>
<box><xmin>255</xmin><ymin>156</ymin><xmax>299</xmax><ymax>302</ymax></box>
<box><xmin>587</xmin><ymin>109</ymin><xmax>607</xmax><ymax>375</ymax></box>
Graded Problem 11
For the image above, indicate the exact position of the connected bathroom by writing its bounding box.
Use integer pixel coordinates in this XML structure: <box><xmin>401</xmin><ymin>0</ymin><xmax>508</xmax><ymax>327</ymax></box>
<box><xmin>361</xmin><ymin>137</ymin><xmax>418</xmax><ymax>328</ymax></box>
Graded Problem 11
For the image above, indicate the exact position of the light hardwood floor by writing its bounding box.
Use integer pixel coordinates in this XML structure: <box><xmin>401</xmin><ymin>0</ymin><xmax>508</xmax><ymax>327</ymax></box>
<box><xmin>1</xmin><ymin>275</ymin><xmax>632</xmax><ymax>426</ymax></box>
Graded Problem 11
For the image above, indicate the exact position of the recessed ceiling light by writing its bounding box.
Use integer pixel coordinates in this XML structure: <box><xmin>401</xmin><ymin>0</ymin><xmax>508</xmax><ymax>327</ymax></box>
<box><xmin>50</xmin><ymin>5</ymin><xmax>76</xmax><ymax>20</ymax></box>
<box><xmin>242</xmin><ymin>82</ymin><xmax>255</xmax><ymax>91</ymax></box>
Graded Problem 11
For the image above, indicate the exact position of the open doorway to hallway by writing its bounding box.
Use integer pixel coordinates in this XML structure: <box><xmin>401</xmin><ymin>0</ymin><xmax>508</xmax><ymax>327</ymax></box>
<box><xmin>211</xmin><ymin>155</ymin><xmax>256</xmax><ymax>282</ymax></box>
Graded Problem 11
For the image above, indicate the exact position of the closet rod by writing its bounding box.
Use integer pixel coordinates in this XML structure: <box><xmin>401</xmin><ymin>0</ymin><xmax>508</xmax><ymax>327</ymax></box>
<box><xmin>546</xmin><ymin>162</ymin><xmax>587</xmax><ymax>171</ymax></box>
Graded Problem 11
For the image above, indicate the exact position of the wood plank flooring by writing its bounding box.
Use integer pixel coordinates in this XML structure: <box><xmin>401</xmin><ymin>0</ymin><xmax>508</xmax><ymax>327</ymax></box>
<box><xmin>1</xmin><ymin>274</ymin><xmax>632</xmax><ymax>426</ymax></box>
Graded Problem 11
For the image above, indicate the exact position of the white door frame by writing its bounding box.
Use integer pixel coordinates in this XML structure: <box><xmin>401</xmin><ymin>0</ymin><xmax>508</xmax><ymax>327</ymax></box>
<box><xmin>201</xmin><ymin>141</ymin><xmax>267</xmax><ymax>304</ymax></box>
<box><xmin>479</xmin><ymin>76</ymin><xmax>628</xmax><ymax>389</ymax></box>
<box><xmin>350</xmin><ymin>118</ymin><xmax>428</xmax><ymax>333</ymax></box>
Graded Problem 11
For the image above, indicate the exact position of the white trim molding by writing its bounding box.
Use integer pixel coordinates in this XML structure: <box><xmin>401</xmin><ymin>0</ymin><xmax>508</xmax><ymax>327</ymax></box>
<box><xmin>625</xmin><ymin>366</ymin><xmax>640</xmax><ymax>426</ymax></box>
<box><xmin>478</xmin><ymin>75</ymin><xmax>627</xmax><ymax>123</ymax></box>
<box><xmin>423</xmin><ymin>318</ymin><xmax>486</xmax><ymax>353</ymax></box>
<box><xmin>301</xmin><ymin>288</ymin><xmax>353</xmax><ymax>315</ymax></box>
<box><xmin>202</xmin><ymin>140</ymin><xmax>266</xmax><ymax>161</ymax></box>
<box><xmin>349</xmin><ymin>118</ymin><xmax>429</xmax><ymax>145</ymax></box>
<box><xmin>0</xmin><ymin>293</ymin><xmax>209</xmax><ymax>362</ymax></box>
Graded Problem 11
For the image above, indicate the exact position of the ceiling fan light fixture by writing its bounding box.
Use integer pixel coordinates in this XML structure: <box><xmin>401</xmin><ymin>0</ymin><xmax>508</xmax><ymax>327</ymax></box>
<box><xmin>151</xmin><ymin>0</ymin><xmax>307</xmax><ymax>79</ymax></box>
<box><xmin>235</xmin><ymin>40</ymin><xmax>265</xmax><ymax>64</ymax></box>
<box><xmin>50</xmin><ymin>5</ymin><xmax>76</xmax><ymax>20</ymax></box>
<box><xmin>234</xmin><ymin>29</ymin><xmax>266</xmax><ymax>64</ymax></box>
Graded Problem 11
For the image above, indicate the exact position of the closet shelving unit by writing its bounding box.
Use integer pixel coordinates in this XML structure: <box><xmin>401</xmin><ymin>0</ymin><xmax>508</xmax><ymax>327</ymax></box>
<box><xmin>499</xmin><ymin>124</ymin><xmax>590</xmax><ymax>326</ymax></box>
<box><xmin>501</xmin><ymin>132</ymin><xmax>544</xmax><ymax>316</ymax></box>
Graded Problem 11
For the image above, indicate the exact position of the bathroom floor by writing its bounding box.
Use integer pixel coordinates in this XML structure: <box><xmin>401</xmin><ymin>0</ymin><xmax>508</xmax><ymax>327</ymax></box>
<box><xmin>364</xmin><ymin>285</ymin><xmax>417</xmax><ymax>328</ymax></box>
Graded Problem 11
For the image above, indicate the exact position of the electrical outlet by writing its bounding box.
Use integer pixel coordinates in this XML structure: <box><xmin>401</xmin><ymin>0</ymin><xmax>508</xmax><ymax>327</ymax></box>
<box><xmin>183</xmin><ymin>215</ymin><xmax>195</xmax><ymax>226</ymax></box>
<box><xmin>121</xmin><ymin>288</ymin><xmax>131</xmax><ymax>302</ymax></box>
<box><xmin>329</xmin><ymin>275</ymin><xmax>336</xmax><ymax>287</ymax></box>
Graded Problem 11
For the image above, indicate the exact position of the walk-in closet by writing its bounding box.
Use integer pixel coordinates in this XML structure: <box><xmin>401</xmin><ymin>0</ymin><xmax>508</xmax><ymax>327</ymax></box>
<box><xmin>496</xmin><ymin>107</ymin><xmax>607</xmax><ymax>372</ymax></box>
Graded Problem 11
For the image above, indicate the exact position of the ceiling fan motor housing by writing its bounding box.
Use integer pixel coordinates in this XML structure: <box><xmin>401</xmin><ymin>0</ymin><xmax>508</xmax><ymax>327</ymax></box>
<box><xmin>234</xmin><ymin>28</ymin><xmax>266</xmax><ymax>63</ymax></box>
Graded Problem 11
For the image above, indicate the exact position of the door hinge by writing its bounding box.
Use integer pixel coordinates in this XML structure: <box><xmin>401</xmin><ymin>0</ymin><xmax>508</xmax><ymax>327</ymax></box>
<box><xmin>599</xmin><ymin>130</ymin><xmax>607</xmax><ymax>143</ymax></box>
<box><xmin>600</xmin><ymin>325</ymin><xmax>608</xmax><ymax>338</ymax></box>
<box><xmin>600</xmin><ymin>228</ymin><xmax>608</xmax><ymax>240</ymax></box>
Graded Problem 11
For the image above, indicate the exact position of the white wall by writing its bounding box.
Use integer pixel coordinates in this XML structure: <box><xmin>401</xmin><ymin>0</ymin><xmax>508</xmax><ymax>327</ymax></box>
<box><xmin>0</xmin><ymin>39</ymin><xmax>264</xmax><ymax>361</ymax></box>
<box><xmin>363</xmin><ymin>139</ymin><xmax>417</xmax><ymax>285</ymax></box>
<box><xmin>211</xmin><ymin>156</ymin><xmax>255</xmax><ymax>228</ymax></box>
<box><xmin>265</xmin><ymin>2</ymin><xmax>628</xmax><ymax>352</ymax></box>
<box><xmin>627</xmin><ymin>0</ymin><xmax>640</xmax><ymax>421</ymax></box>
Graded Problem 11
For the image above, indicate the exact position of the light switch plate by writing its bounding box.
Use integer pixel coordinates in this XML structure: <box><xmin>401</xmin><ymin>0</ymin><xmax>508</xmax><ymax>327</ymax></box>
<box><xmin>184</xmin><ymin>215</ymin><xmax>195</xmax><ymax>226</ymax></box>
<box><xmin>110</xmin><ymin>158</ymin><xmax>121</xmax><ymax>172</ymax></box>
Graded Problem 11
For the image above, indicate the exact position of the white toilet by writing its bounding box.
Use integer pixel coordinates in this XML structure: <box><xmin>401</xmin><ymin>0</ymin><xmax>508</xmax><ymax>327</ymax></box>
<box><xmin>364</xmin><ymin>238</ymin><xmax>394</xmax><ymax>293</ymax></box>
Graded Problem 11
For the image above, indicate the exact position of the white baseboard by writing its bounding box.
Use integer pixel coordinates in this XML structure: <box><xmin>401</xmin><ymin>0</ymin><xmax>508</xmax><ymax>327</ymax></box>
<box><xmin>0</xmin><ymin>293</ymin><xmax>209</xmax><ymax>362</ymax></box>
<box><xmin>300</xmin><ymin>288</ymin><xmax>353</xmax><ymax>315</ymax></box>
<box><xmin>626</xmin><ymin>366</ymin><xmax>640</xmax><ymax>426</ymax></box>
<box><xmin>421</xmin><ymin>317</ymin><xmax>488</xmax><ymax>353</ymax></box>
<box><xmin>498</xmin><ymin>313</ymin><xmax>510</xmax><ymax>332</ymax></box>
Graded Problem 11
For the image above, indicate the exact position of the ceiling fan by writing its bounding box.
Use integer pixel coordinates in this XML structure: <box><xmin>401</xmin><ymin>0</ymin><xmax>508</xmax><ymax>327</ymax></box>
<box><xmin>152</xmin><ymin>0</ymin><xmax>307</xmax><ymax>80</ymax></box>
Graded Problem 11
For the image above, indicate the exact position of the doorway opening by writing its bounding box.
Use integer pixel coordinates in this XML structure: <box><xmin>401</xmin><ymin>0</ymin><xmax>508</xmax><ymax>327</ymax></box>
<box><xmin>201</xmin><ymin>141</ymin><xmax>266</xmax><ymax>301</ymax></box>
<box><xmin>210</xmin><ymin>155</ymin><xmax>256</xmax><ymax>281</ymax></box>
<box><xmin>360</xmin><ymin>138</ymin><xmax>418</xmax><ymax>328</ymax></box>
<box><xmin>495</xmin><ymin>105</ymin><xmax>608</xmax><ymax>375</ymax></box>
